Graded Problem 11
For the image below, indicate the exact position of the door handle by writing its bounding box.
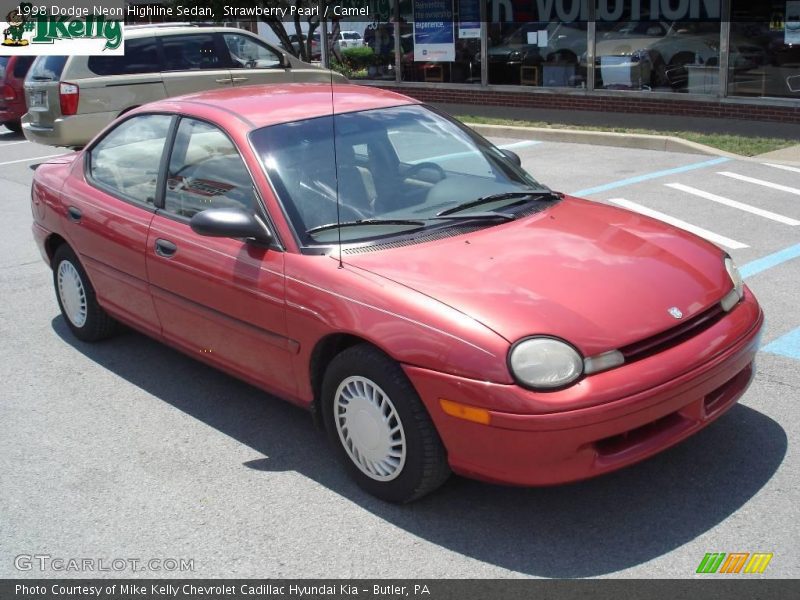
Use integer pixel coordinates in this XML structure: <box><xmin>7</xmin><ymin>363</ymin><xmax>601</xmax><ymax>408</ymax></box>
<box><xmin>215</xmin><ymin>78</ymin><xmax>232</xmax><ymax>84</ymax></box>
<box><xmin>154</xmin><ymin>238</ymin><xmax>177</xmax><ymax>258</ymax></box>
<box><xmin>67</xmin><ymin>206</ymin><xmax>82</xmax><ymax>222</ymax></box>
<box><xmin>232</xmin><ymin>77</ymin><xmax>249</xmax><ymax>83</ymax></box>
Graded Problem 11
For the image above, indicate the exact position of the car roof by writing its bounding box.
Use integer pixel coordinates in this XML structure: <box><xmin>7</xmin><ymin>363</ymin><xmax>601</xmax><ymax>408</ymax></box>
<box><xmin>125</xmin><ymin>25</ymin><xmax>257</xmax><ymax>39</ymax></box>
<box><xmin>146</xmin><ymin>83</ymin><xmax>418</xmax><ymax>130</ymax></box>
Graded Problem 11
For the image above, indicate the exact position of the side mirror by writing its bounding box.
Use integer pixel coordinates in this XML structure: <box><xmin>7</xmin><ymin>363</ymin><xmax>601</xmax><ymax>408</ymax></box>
<box><xmin>190</xmin><ymin>208</ymin><xmax>273</xmax><ymax>245</ymax></box>
<box><xmin>501</xmin><ymin>149</ymin><xmax>522</xmax><ymax>167</ymax></box>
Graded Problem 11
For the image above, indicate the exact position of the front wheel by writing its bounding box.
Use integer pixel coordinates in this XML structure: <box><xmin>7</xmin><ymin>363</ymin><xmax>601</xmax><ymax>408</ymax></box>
<box><xmin>53</xmin><ymin>244</ymin><xmax>119</xmax><ymax>342</ymax></box>
<box><xmin>4</xmin><ymin>120</ymin><xmax>22</xmax><ymax>133</ymax></box>
<box><xmin>321</xmin><ymin>344</ymin><xmax>450</xmax><ymax>503</ymax></box>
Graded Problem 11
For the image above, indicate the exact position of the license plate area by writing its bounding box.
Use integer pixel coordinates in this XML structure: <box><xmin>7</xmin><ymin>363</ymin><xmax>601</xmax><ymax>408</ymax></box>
<box><xmin>29</xmin><ymin>91</ymin><xmax>48</xmax><ymax>109</ymax></box>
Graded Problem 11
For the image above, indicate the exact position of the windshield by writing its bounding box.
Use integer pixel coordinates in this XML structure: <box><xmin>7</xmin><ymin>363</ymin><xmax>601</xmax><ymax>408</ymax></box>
<box><xmin>250</xmin><ymin>104</ymin><xmax>546</xmax><ymax>245</ymax></box>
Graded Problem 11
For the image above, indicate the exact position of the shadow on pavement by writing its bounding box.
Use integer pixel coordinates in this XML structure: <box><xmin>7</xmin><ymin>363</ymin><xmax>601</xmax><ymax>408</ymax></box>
<box><xmin>53</xmin><ymin>317</ymin><xmax>787</xmax><ymax>578</ymax></box>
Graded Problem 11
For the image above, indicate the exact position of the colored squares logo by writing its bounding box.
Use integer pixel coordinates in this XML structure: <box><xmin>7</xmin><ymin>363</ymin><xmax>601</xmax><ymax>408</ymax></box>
<box><xmin>697</xmin><ymin>553</ymin><xmax>773</xmax><ymax>574</ymax></box>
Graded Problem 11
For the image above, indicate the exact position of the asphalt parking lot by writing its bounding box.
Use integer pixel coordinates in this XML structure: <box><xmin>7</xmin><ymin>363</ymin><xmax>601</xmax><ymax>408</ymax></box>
<box><xmin>1</xmin><ymin>123</ymin><xmax>798</xmax><ymax>579</ymax></box>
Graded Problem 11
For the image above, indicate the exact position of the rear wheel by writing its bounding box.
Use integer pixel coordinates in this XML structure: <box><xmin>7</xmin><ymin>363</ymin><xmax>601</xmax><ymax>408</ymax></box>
<box><xmin>321</xmin><ymin>344</ymin><xmax>450</xmax><ymax>503</ymax></box>
<box><xmin>4</xmin><ymin>120</ymin><xmax>21</xmax><ymax>133</ymax></box>
<box><xmin>52</xmin><ymin>244</ymin><xmax>119</xmax><ymax>342</ymax></box>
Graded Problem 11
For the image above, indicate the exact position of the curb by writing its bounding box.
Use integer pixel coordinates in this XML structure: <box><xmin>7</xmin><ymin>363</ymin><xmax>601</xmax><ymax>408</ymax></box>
<box><xmin>465</xmin><ymin>123</ymin><xmax>740</xmax><ymax>158</ymax></box>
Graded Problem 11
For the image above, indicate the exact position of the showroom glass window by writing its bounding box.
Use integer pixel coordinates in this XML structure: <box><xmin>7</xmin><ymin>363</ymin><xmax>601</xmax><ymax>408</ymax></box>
<box><xmin>400</xmin><ymin>0</ymin><xmax>482</xmax><ymax>84</ymax></box>
<box><xmin>487</xmin><ymin>0</ymin><xmax>588</xmax><ymax>87</ymax></box>
<box><xmin>349</xmin><ymin>0</ymin><xmax>398</xmax><ymax>81</ymax></box>
<box><xmin>729</xmin><ymin>1</ymin><xmax>800</xmax><ymax>99</ymax></box>
<box><xmin>594</xmin><ymin>0</ymin><xmax>722</xmax><ymax>94</ymax></box>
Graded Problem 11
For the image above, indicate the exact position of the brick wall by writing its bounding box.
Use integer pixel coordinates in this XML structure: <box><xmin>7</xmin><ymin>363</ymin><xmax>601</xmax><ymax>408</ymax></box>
<box><xmin>371</xmin><ymin>85</ymin><xmax>800</xmax><ymax>125</ymax></box>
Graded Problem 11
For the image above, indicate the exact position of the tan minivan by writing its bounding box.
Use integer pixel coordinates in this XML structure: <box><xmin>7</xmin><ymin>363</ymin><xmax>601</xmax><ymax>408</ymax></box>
<box><xmin>23</xmin><ymin>25</ymin><xmax>347</xmax><ymax>148</ymax></box>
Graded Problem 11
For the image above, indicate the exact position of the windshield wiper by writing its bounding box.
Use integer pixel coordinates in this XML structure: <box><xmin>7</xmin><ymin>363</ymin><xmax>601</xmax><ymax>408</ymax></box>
<box><xmin>306</xmin><ymin>219</ymin><xmax>426</xmax><ymax>235</ymax></box>
<box><xmin>429</xmin><ymin>211</ymin><xmax>516</xmax><ymax>223</ymax></box>
<box><xmin>436</xmin><ymin>190</ymin><xmax>559</xmax><ymax>216</ymax></box>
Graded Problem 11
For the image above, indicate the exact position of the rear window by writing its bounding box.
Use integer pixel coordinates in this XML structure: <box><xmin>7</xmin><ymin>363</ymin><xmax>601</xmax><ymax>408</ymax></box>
<box><xmin>27</xmin><ymin>56</ymin><xmax>68</xmax><ymax>82</ymax></box>
<box><xmin>343</xmin><ymin>33</ymin><xmax>361</xmax><ymax>40</ymax></box>
<box><xmin>88</xmin><ymin>37</ymin><xmax>160</xmax><ymax>76</ymax></box>
<box><xmin>13</xmin><ymin>56</ymin><xmax>35</xmax><ymax>79</ymax></box>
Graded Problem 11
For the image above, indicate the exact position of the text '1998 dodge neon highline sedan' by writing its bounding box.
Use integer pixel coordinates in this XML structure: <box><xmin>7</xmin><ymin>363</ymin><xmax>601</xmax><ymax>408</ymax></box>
<box><xmin>30</xmin><ymin>83</ymin><xmax>763</xmax><ymax>502</ymax></box>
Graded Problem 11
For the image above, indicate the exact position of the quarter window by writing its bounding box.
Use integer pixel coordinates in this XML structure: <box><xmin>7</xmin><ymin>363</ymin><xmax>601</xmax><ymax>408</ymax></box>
<box><xmin>88</xmin><ymin>114</ymin><xmax>172</xmax><ymax>205</ymax></box>
<box><xmin>164</xmin><ymin>119</ymin><xmax>255</xmax><ymax>218</ymax></box>
<box><xmin>88</xmin><ymin>37</ymin><xmax>160</xmax><ymax>76</ymax></box>
<box><xmin>223</xmin><ymin>33</ymin><xmax>282</xmax><ymax>69</ymax></box>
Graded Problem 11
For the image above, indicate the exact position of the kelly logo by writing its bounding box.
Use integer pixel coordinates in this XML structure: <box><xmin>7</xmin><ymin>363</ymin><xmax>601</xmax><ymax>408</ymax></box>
<box><xmin>1</xmin><ymin>3</ymin><xmax>123</xmax><ymax>55</ymax></box>
<box><xmin>696</xmin><ymin>552</ymin><xmax>773</xmax><ymax>574</ymax></box>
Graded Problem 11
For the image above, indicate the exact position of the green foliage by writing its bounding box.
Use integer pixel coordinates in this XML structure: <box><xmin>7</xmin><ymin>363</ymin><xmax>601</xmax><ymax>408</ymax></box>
<box><xmin>342</xmin><ymin>46</ymin><xmax>375</xmax><ymax>70</ymax></box>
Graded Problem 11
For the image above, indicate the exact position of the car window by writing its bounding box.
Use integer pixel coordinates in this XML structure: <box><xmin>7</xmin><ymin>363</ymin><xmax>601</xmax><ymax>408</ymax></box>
<box><xmin>27</xmin><ymin>56</ymin><xmax>67</xmax><ymax>82</ymax></box>
<box><xmin>164</xmin><ymin>118</ymin><xmax>255</xmax><ymax>219</ymax></box>
<box><xmin>89</xmin><ymin>114</ymin><xmax>173</xmax><ymax>205</ymax></box>
<box><xmin>161</xmin><ymin>34</ymin><xmax>224</xmax><ymax>71</ymax></box>
<box><xmin>12</xmin><ymin>56</ymin><xmax>35</xmax><ymax>78</ymax></box>
<box><xmin>223</xmin><ymin>33</ymin><xmax>282</xmax><ymax>69</ymax></box>
<box><xmin>88</xmin><ymin>37</ymin><xmax>160</xmax><ymax>76</ymax></box>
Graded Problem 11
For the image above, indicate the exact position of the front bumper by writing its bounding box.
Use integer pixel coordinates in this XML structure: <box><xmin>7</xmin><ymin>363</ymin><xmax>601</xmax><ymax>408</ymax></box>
<box><xmin>405</xmin><ymin>290</ymin><xmax>763</xmax><ymax>486</ymax></box>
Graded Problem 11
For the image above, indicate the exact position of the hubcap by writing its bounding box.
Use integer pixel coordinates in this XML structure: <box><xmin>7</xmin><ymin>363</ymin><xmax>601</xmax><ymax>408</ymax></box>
<box><xmin>57</xmin><ymin>260</ymin><xmax>87</xmax><ymax>328</ymax></box>
<box><xmin>334</xmin><ymin>376</ymin><xmax>406</xmax><ymax>482</ymax></box>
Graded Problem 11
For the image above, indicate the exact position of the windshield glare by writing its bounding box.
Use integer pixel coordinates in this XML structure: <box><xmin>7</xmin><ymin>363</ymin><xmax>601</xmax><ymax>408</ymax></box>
<box><xmin>250</xmin><ymin>105</ymin><xmax>544</xmax><ymax>245</ymax></box>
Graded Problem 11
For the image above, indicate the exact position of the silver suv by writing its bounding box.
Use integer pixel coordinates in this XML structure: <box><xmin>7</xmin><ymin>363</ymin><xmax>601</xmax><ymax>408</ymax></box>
<box><xmin>23</xmin><ymin>25</ymin><xmax>346</xmax><ymax>148</ymax></box>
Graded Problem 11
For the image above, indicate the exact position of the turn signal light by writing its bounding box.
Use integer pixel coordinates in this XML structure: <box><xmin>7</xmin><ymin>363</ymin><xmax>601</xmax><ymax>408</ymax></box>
<box><xmin>439</xmin><ymin>398</ymin><xmax>491</xmax><ymax>425</ymax></box>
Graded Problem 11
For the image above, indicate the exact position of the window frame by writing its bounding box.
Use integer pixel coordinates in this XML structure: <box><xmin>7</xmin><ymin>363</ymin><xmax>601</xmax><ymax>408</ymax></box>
<box><xmin>83</xmin><ymin>112</ymin><xmax>178</xmax><ymax>213</ymax></box>
<box><xmin>157</xmin><ymin>114</ymin><xmax>284</xmax><ymax>252</ymax></box>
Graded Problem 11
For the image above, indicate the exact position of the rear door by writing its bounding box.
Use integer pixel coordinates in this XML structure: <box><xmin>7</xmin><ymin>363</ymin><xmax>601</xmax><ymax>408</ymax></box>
<box><xmin>158</xmin><ymin>32</ymin><xmax>232</xmax><ymax>96</ymax></box>
<box><xmin>220</xmin><ymin>32</ymin><xmax>294</xmax><ymax>86</ymax></box>
<box><xmin>62</xmin><ymin>113</ymin><xmax>174</xmax><ymax>335</ymax></box>
<box><xmin>24</xmin><ymin>56</ymin><xmax>69</xmax><ymax>130</ymax></box>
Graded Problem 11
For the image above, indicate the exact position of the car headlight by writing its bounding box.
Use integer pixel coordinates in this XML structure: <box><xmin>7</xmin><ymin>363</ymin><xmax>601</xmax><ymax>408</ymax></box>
<box><xmin>721</xmin><ymin>256</ymin><xmax>744</xmax><ymax>311</ymax></box>
<box><xmin>509</xmin><ymin>50</ymin><xmax>524</xmax><ymax>62</ymax></box>
<box><xmin>508</xmin><ymin>337</ymin><xmax>584</xmax><ymax>390</ymax></box>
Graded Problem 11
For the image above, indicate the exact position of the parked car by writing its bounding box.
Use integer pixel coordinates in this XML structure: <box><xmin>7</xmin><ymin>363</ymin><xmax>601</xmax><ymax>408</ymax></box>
<box><xmin>336</xmin><ymin>31</ymin><xmax>364</xmax><ymax>49</ymax></box>
<box><xmin>0</xmin><ymin>55</ymin><xmax>35</xmax><ymax>133</ymax></box>
<box><xmin>30</xmin><ymin>84</ymin><xmax>763</xmax><ymax>502</ymax></box>
<box><xmin>22</xmin><ymin>25</ymin><xmax>346</xmax><ymax>148</ymax></box>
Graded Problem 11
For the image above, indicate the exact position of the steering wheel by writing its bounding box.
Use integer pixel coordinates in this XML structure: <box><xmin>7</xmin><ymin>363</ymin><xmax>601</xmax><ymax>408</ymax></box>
<box><xmin>404</xmin><ymin>162</ymin><xmax>446</xmax><ymax>182</ymax></box>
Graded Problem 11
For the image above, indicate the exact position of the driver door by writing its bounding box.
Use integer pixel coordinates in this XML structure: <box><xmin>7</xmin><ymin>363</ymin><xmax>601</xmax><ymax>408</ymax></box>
<box><xmin>146</xmin><ymin>117</ymin><xmax>296</xmax><ymax>397</ymax></box>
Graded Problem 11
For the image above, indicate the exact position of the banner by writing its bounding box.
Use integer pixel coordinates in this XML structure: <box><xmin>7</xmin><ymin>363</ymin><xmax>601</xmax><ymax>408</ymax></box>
<box><xmin>413</xmin><ymin>0</ymin><xmax>455</xmax><ymax>62</ymax></box>
<box><xmin>458</xmin><ymin>0</ymin><xmax>480</xmax><ymax>39</ymax></box>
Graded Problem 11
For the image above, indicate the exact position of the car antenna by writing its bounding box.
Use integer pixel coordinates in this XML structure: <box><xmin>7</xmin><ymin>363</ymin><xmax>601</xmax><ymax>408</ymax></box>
<box><xmin>328</xmin><ymin>29</ymin><xmax>344</xmax><ymax>269</ymax></box>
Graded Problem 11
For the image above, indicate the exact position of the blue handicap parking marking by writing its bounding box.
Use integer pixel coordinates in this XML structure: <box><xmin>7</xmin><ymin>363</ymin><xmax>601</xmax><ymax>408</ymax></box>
<box><xmin>761</xmin><ymin>327</ymin><xmax>800</xmax><ymax>361</ymax></box>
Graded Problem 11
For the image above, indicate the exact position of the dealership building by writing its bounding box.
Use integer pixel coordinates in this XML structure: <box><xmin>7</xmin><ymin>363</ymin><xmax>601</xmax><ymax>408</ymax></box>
<box><xmin>340</xmin><ymin>0</ymin><xmax>800</xmax><ymax>129</ymax></box>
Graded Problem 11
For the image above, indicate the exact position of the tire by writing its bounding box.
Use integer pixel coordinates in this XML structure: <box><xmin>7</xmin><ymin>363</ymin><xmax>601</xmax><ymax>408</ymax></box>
<box><xmin>52</xmin><ymin>244</ymin><xmax>119</xmax><ymax>342</ymax></box>
<box><xmin>4</xmin><ymin>120</ymin><xmax>22</xmax><ymax>133</ymax></box>
<box><xmin>321</xmin><ymin>344</ymin><xmax>450</xmax><ymax>503</ymax></box>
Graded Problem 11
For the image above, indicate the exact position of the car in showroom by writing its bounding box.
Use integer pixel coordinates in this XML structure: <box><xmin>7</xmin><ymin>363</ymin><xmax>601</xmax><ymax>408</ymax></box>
<box><xmin>21</xmin><ymin>25</ymin><xmax>346</xmax><ymax>148</ymax></box>
<box><xmin>0</xmin><ymin>55</ymin><xmax>35</xmax><ymax>133</ymax></box>
<box><xmin>30</xmin><ymin>83</ymin><xmax>763</xmax><ymax>502</ymax></box>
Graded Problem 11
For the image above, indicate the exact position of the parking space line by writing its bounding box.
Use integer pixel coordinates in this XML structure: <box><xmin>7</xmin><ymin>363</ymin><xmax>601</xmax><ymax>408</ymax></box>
<box><xmin>741</xmin><ymin>243</ymin><xmax>800</xmax><ymax>279</ymax></box>
<box><xmin>411</xmin><ymin>141</ymin><xmax>540</xmax><ymax>165</ymax></box>
<box><xmin>608</xmin><ymin>198</ymin><xmax>748</xmax><ymax>250</ymax></box>
<box><xmin>665</xmin><ymin>183</ymin><xmax>800</xmax><ymax>226</ymax></box>
<box><xmin>571</xmin><ymin>157</ymin><xmax>730</xmax><ymax>197</ymax></box>
<box><xmin>764</xmin><ymin>163</ymin><xmax>800</xmax><ymax>175</ymax></box>
<box><xmin>718</xmin><ymin>172</ymin><xmax>800</xmax><ymax>196</ymax></box>
<box><xmin>761</xmin><ymin>327</ymin><xmax>800</xmax><ymax>360</ymax></box>
<box><xmin>0</xmin><ymin>140</ymin><xmax>30</xmax><ymax>147</ymax></box>
<box><xmin>497</xmin><ymin>140</ymin><xmax>541</xmax><ymax>150</ymax></box>
<box><xmin>0</xmin><ymin>153</ymin><xmax>68</xmax><ymax>167</ymax></box>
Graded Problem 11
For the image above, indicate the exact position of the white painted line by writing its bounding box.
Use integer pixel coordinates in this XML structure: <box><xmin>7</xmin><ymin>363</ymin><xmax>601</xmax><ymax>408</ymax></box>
<box><xmin>718</xmin><ymin>171</ymin><xmax>800</xmax><ymax>196</ymax></box>
<box><xmin>666</xmin><ymin>182</ymin><xmax>800</xmax><ymax>226</ymax></box>
<box><xmin>498</xmin><ymin>140</ymin><xmax>542</xmax><ymax>150</ymax></box>
<box><xmin>608</xmin><ymin>197</ymin><xmax>749</xmax><ymax>250</ymax></box>
<box><xmin>763</xmin><ymin>163</ymin><xmax>800</xmax><ymax>175</ymax></box>
<box><xmin>0</xmin><ymin>153</ymin><xmax>69</xmax><ymax>167</ymax></box>
<box><xmin>0</xmin><ymin>140</ymin><xmax>31</xmax><ymax>147</ymax></box>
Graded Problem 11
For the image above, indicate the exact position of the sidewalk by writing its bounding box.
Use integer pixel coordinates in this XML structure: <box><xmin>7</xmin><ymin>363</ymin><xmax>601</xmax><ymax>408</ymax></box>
<box><xmin>755</xmin><ymin>145</ymin><xmax>800</xmax><ymax>164</ymax></box>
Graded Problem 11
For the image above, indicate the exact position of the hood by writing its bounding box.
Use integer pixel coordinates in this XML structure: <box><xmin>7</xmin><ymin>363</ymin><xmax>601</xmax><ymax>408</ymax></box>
<box><xmin>344</xmin><ymin>197</ymin><xmax>732</xmax><ymax>357</ymax></box>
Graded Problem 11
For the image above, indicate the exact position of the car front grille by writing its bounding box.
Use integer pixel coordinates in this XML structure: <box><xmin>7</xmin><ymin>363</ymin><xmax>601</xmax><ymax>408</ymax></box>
<box><xmin>618</xmin><ymin>302</ymin><xmax>727</xmax><ymax>364</ymax></box>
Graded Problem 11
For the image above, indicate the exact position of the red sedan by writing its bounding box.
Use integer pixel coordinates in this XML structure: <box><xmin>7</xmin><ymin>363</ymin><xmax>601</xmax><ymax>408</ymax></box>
<box><xmin>0</xmin><ymin>55</ymin><xmax>34</xmax><ymax>133</ymax></box>
<box><xmin>30</xmin><ymin>84</ymin><xmax>763</xmax><ymax>502</ymax></box>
